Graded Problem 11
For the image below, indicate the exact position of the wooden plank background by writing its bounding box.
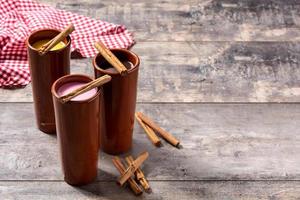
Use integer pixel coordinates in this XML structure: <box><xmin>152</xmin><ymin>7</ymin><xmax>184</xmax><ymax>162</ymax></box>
<box><xmin>1</xmin><ymin>0</ymin><xmax>300</xmax><ymax>199</ymax></box>
<box><xmin>1</xmin><ymin>103</ymin><xmax>300</xmax><ymax>181</ymax></box>
<box><xmin>2</xmin><ymin>42</ymin><xmax>300</xmax><ymax>102</ymax></box>
<box><xmin>2</xmin><ymin>181</ymin><xmax>300</xmax><ymax>199</ymax></box>
<box><xmin>50</xmin><ymin>0</ymin><xmax>300</xmax><ymax>42</ymax></box>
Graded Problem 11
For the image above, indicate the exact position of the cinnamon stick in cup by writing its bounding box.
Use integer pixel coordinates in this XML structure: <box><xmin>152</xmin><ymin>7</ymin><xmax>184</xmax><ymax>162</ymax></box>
<box><xmin>135</xmin><ymin>113</ymin><xmax>161</xmax><ymax>147</ymax></box>
<box><xmin>112</xmin><ymin>157</ymin><xmax>143</xmax><ymax>195</ymax></box>
<box><xmin>51</xmin><ymin>74</ymin><xmax>102</xmax><ymax>185</ymax></box>
<box><xmin>93</xmin><ymin>48</ymin><xmax>140</xmax><ymax>155</ymax></box>
<box><xmin>27</xmin><ymin>28</ymin><xmax>71</xmax><ymax>134</ymax></box>
<box><xmin>137</xmin><ymin>112</ymin><xmax>181</xmax><ymax>148</ymax></box>
<box><xmin>59</xmin><ymin>75</ymin><xmax>111</xmax><ymax>103</ymax></box>
<box><xmin>118</xmin><ymin>151</ymin><xmax>149</xmax><ymax>186</ymax></box>
<box><xmin>94</xmin><ymin>41</ymin><xmax>127</xmax><ymax>75</ymax></box>
<box><xmin>125</xmin><ymin>155</ymin><xmax>151</xmax><ymax>193</ymax></box>
<box><xmin>39</xmin><ymin>23</ymin><xmax>75</xmax><ymax>55</ymax></box>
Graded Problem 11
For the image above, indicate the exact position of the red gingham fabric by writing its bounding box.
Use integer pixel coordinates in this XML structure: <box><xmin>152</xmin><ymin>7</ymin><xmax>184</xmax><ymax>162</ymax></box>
<box><xmin>0</xmin><ymin>0</ymin><xmax>134</xmax><ymax>88</ymax></box>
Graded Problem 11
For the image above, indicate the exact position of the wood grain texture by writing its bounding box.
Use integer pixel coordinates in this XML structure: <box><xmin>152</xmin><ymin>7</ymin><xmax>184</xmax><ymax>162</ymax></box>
<box><xmin>1</xmin><ymin>42</ymin><xmax>300</xmax><ymax>103</ymax></box>
<box><xmin>37</xmin><ymin>0</ymin><xmax>300</xmax><ymax>41</ymax></box>
<box><xmin>1</xmin><ymin>181</ymin><xmax>300</xmax><ymax>200</ymax></box>
<box><xmin>1</xmin><ymin>103</ymin><xmax>300</xmax><ymax>181</ymax></box>
<box><xmin>2</xmin><ymin>0</ymin><xmax>300</xmax><ymax>198</ymax></box>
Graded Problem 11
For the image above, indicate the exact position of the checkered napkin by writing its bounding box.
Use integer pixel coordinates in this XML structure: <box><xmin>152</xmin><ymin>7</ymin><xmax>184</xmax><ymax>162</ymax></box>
<box><xmin>0</xmin><ymin>0</ymin><xmax>134</xmax><ymax>88</ymax></box>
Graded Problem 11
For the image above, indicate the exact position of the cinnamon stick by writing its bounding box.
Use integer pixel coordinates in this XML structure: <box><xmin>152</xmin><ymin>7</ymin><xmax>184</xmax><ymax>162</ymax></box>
<box><xmin>135</xmin><ymin>113</ymin><xmax>161</xmax><ymax>147</ymax></box>
<box><xmin>60</xmin><ymin>75</ymin><xmax>111</xmax><ymax>103</ymax></box>
<box><xmin>125</xmin><ymin>155</ymin><xmax>151</xmax><ymax>193</ymax></box>
<box><xmin>94</xmin><ymin>41</ymin><xmax>128</xmax><ymax>76</ymax></box>
<box><xmin>118</xmin><ymin>151</ymin><xmax>149</xmax><ymax>186</ymax></box>
<box><xmin>137</xmin><ymin>112</ymin><xmax>181</xmax><ymax>148</ymax></box>
<box><xmin>112</xmin><ymin>157</ymin><xmax>143</xmax><ymax>195</ymax></box>
<box><xmin>39</xmin><ymin>23</ymin><xmax>75</xmax><ymax>55</ymax></box>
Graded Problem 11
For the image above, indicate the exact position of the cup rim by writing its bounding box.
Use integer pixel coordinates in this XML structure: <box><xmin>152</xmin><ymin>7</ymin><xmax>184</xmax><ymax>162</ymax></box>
<box><xmin>51</xmin><ymin>74</ymin><xmax>101</xmax><ymax>104</ymax></box>
<box><xmin>92</xmin><ymin>48</ymin><xmax>140</xmax><ymax>76</ymax></box>
<box><xmin>26</xmin><ymin>28</ymin><xmax>71</xmax><ymax>54</ymax></box>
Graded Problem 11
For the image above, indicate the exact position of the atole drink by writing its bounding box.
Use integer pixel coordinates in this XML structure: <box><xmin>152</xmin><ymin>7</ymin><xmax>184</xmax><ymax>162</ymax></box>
<box><xmin>93</xmin><ymin>48</ymin><xmax>140</xmax><ymax>155</ymax></box>
<box><xmin>52</xmin><ymin>74</ymin><xmax>101</xmax><ymax>185</ymax></box>
<box><xmin>27</xmin><ymin>29</ymin><xmax>71</xmax><ymax>134</ymax></box>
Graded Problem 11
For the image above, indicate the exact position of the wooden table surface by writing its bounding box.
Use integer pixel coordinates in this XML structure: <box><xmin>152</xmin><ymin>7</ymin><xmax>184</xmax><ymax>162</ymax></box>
<box><xmin>1</xmin><ymin>0</ymin><xmax>300</xmax><ymax>199</ymax></box>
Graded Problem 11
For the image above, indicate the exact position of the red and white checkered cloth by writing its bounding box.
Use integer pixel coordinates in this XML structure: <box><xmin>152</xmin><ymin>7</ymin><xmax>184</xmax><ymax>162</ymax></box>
<box><xmin>0</xmin><ymin>0</ymin><xmax>134</xmax><ymax>88</ymax></box>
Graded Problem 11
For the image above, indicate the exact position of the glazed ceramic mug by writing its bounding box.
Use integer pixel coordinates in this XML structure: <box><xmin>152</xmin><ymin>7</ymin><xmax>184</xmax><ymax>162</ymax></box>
<box><xmin>51</xmin><ymin>74</ymin><xmax>101</xmax><ymax>185</ymax></box>
<box><xmin>27</xmin><ymin>29</ymin><xmax>71</xmax><ymax>134</ymax></box>
<box><xmin>93</xmin><ymin>48</ymin><xmax>140</xmax><ymax>155</ymax></box>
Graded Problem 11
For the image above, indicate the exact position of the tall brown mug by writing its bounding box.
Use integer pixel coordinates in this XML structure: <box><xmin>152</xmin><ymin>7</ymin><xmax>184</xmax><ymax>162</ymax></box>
<box><xmin>27</xmin><ymin>29</ymin><xmax>71</xmax><ymax>134</ymax></box>
<box><xmin>93</xmin><ymin>49</ymin><xmax>140</xmax><ymax>155</ymax></box>
<box><xmin>51</xmin><ymin>74</ymin><xmax>101</xmax><ymax>185</ymax></box>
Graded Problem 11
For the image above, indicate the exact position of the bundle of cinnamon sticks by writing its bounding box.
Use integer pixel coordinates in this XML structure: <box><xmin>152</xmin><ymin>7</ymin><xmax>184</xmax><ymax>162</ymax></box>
<box><xmin>136</xmin><ymin>112</ymin><xmax>181</xmax><ymax>148</ymax></box>
<box><xmin>112</xmin><ymin>151</ymin><xmax>150</xmax><ymax>195</ymax></box>
<box><xmin>112</xmin><ymin>113</ymin><xmax>181</xmax><ymax>195</ymax></box>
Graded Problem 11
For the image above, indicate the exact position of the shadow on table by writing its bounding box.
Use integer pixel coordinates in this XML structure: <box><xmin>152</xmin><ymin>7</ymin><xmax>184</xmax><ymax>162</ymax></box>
<box><xmin>72</xmin><ymin>169</ymin><xmax>146</xmax><ymax>199</ymax></box>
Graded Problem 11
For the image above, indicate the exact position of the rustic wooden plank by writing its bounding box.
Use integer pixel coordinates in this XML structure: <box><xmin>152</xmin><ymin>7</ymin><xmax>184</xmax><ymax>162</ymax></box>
<box><xmin>1</xmin><ymin>103</ymin><xmax>300</xmax><ymax>180</ymax></box>
<box><xmin>38</xmin><ymin>0</ymin><xmax>300</xmax><ymax>41</ymax></box>
<box><xmin>1</xmin><ymin>181</ymin><xmax>300</xmax><ymax>199</ymax></box>
<box><xmin>1</xmin><ymin>42</ymin><xmax>300</xmax><ymax>103</ymax></box>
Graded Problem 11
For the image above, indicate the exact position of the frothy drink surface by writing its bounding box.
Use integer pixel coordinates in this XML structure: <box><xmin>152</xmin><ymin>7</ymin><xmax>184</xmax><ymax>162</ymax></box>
<box><xmin>57</xmin><ymin>82</ymin><xmax>97</xmax><ymax>101</ymax></box>
<box><xmin>104</xmin><ymin>61</ymin><xmax>134</xmax><ymax>73</ymax></box>
<box><xmin>32</xmin><ymin>39</ymin><xmax>66</xmax><ymax>51</ymax></box>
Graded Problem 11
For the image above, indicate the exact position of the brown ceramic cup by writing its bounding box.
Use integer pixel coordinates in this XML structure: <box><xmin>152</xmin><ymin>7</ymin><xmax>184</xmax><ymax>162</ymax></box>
<box><xmin>27</xmin><ymin>29</ymin><xmax>71</xmax><ymax>134</ymax></box>
<box><xmin>51</xmin><ymin>74</ymin><xmax>101</xmax><ymax>186</ymax></box>
<box><xmin>93</xmin><ymin>49</ymin><xmax>140</xmax><ymax>155</ymax></box>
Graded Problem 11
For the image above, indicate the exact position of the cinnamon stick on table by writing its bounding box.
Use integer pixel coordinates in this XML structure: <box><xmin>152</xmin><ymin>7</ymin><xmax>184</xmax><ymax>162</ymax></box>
<box><xmin>135</xmin><ymin>113</ymin><xmax>161</xmax><ymax>147</ymax></box>
<box><xmin>125</xmin><ymin>155</ymin><xmax>151</xmax><ymax>193</ymax></box>
<box><xmin>39</xmin><ymin>23</ymin><xmax>75</xmax><ymax>55</ymax></box>
<box><xmin>118</xmin><ymin>151</ymin><xmax>149</xmax><ymax>186</ymax></box>
<box><xmin>94</xmin><ymin>41</ymin><xmax>128</xmax><ymax>76</ymax></box>
<box><xmin>137</xmin><ymin>112</ymin><xmax>181</xmax><ymax>148</ymax></box>
<box><xmin>60</xmin><ymin>75</ymin><xmax>111</xmax><ymax>103</ymax></box>
<box><xmin>112</xmin><ymin>157</ymin><xmax>143</xmax><ymax>195</ymax></box>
